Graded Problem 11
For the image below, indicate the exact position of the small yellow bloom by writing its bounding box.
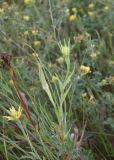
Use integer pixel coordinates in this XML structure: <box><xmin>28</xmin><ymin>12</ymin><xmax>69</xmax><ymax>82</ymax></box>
<box><xmin>24</xmin><ymin>30</ymin><xmax>29</xmax><ymax>36</ymax></box>
<box><xmin>69</xmin><ymin>14</ymin><xmax>76</xmax><ymax>22</ymax></box>
<box><xmin>32</xmin><ymin>29</ymin><xmax>38</xmax><ymax>35</ymax></box>
<box><xmin>81</xmin><ymin>92</ymin><xmax>87</xmax><ymax>98</ymax></box>
<box><xmin>104</xmin><ymin>6</ymin><xmax>109</xmax><ymax>11</ymax></box>
<box><xmin>72</xmin><ymin>8</ymin><xmax>77</xmax><ymax>13</ymax></box>
<box><xmin>56</xmin><ymin>57</ymin><xmax>64</xmax><ymax>64</ymax></box>
<box><xmin>48</xmin><ymin>63</ymin><xmax>53</xmax><ymax>68</ymax></box>
<box><xmin>91</xmin><ymin>44</ymin><xmax>95</xmax><ymax>48</ymax></box>
<box><xmin>59</xmin><ymin>40</ymin><xmax>70</xmax><ymax>57</ymax></box>
<box><xmin>51</xmin><ymin>75</ymin><xmax>59</xmax><ymax>83</ymax></box>
<box><xmin>61</xmin><ymin>46</ymin><xmax>70</xmax><ymax>56</ymax></box>
<box><xmin>32</xmin><ymin>52</ymin><xmax>38</xmax><ymax>58</ymax></box>
<box><xmin>88</xmin><ymin>11</ymin><xmax>95</xmax><ymax>17</ymax></box>
<box><xmin>80</xmin><ymin>65</ymin><xmax>91</xmax><ymax>75</ymax></box>
<box><xmin>90</xmin><ymin>52</ymin><xmax>97</xmax><ymax>59</ymax></box>
<box><xmin>9</xmin><ymin>80</ymin><xmax>14</xmax><ymax>85</ymax></box>
<box><xmin>23</xmin><ymin>15</ymin><xmax>30</xmax><ymax>21</ymax></box>
<box><xmin>4</xmin><ymin>106</ymin><xmax>22</xmax><ymax>121</ymax></box>
<box><xmin>88</xmin><ymin>3</ymin><xmax>95</xmax><ymax>9</ymax></box>
<box><xmin>0</xmin><ymin>8</ymin><xmax>4</xmax><ymax>14</ymax></box>
<box><xmin>33</xmin><ymin>40</ymin><xmax>41</xmax><ymax>46</ymax></box>
<box><xmin>24</xmin><ymin>0</ymin><xmax>33</xmax><ymax>4</ymax></box>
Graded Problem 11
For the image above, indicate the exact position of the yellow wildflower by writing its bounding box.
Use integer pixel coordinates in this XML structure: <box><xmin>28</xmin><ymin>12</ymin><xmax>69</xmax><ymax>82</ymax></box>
<box><xmin>88</xmin><ymin>3</ymin><xmax>95</xmax><ymax>9</ymax></box>
<box><xmin>0</xmin><ymin>8</ymin><xmax>4</xmax><ymax>14</ymax></box>
<box><xmin>33</xmin><ymin>40</ymin><xmax>41</xmax><ymax>46</ymax></box>
<box><xmin>88</xmin><ymin>11</ymin><xmax>95</xmax><ymax>17</ymax></box>
<box><xmin>56</xmin><ymin>57</ymin><xmax>64</xmax><ymax>64</ymax></box>
<box><xmin>61</xmin><ymin>46</ymin><xmax>70</xmax><ymax>56</ymax></box>
<box><xmin>104</xmin><ymin>6</ymin><xmax>109</xmax><ymax>11</ymax></box>
<box><xmin>81</xmin><ymin>92</ymin><xmax>87</xmax><ymax>98</ymax></box>
<box><xmin>59</xmin><ymin>40</ymin><xmax>70</xmax><ymax>57</ymax></box>
<box><xmin>72</xmin><ymin>8</ymin><xmax>77</xmax><ymax>14</ymax></box>
<box><xmin>80</xmin><ymin>65</ymin><xmax>91</xmax><ymax>75</ymax></box>
<box><xmin>32</xmin><ymin>53</ymin><xmax>38</xmax><ymax>58</ymax></box>
<box><xmin>9</xmin><ymin>80</ymin><xmax>14</xmax><ymax>85</ymax></box>
<box><xmin>91</xmin><ymin>44</ymin><xmax>95</xmax><ymax>48</ymax></box>
<box><xmin>4</xmin><ymin>106</ymin><xmax>22</xmax><ymax>121</ymax></box>
<box><xmin>69</xmin><ymin>14</ymin><xmax>76</xmax><ymax>22</ymax></box>
<box><xmin>24</xmin><ymin>0</ymin><xmax>33</xmax><ymax>4</ymax></box>
<box><xmin>32</xmin><ymin>29</ymin><xmax>38</xmax><ymax>35</ymax></box>
<box><xmin>48</xmin><ymin>63</ymin><xmax>53</xmax><ymax>68</ymax></box>
<box><xmin>24</xmin><ymin>30</ymin><xmax>29</xmax><ymax>36</ymax></box>
<box><xmin>23</xmin><ymin>15</ymin><xmax>30</xmax><ymax>21</ymax></box>
<box><xmin>51</xmin><ymin>75</ymin><xmax>59</xmax><ymax>83</ymax></box>
<box><xmin>90</xmin><ymin>52</ymin><xmax>97</xmax><ymax>60</ymax></box>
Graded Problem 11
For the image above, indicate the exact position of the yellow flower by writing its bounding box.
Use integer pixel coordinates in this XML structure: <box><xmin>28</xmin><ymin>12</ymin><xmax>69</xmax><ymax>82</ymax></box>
<box><xmin>72</xmin><ymin>8</ymin><xmax>77</xmax><ymax>14</ymax></box>
<box><xmin>69</xmin><ymin>14</ymin><xmax>76</xmax><ymax>22</ymax></box>
<box><xmin>32</xmin><ymin>52</ymin><xmax>38</xmax><ymax>58</ymax></box>
<box><xmin>0</xmin><ymin>8</ymin><xmax>4</xmax><ymax>14</ymax></box>
<box><xmin>32</xmin><ymin>29</ymin><xmax>38</xmax><ymax>35</ymax></box>
<box><xmin>88</xmin><ymin>3</ymin><xmax>95</xmax><ymax>9</ymax></box>
<box><xmin>61</xmin><ymin>46</ymin><xmax>70</xmax><ymax>56</ymax></box>
<box><xmin>90</xmin><ymin>52</ymin><xmax>97</xmax><ymax>59</ymax></box>
<box><xmin>59</xmin><ymin>40</ymin><xmax>70</xmax><ymax>57</ymax></box>
<box><xmin>9</xmin><ymin>80</ymin><xmax>14</xmax><ymax>85</ymax></box>
<box><xmin>80</xmin><ymin>65</ymin><xmax>91</xmax><ymax>75</ymax></box>
<box><xmin>56</xmin><ymin>57</ymin><xmax>64</xmax><ymax>64</ymax></box>
<box><xmin>104</xmin><ymin>6</ymin><xmax>109</xmax><ymax>11</ymax></box>
<box><xmin>81</xmin><ymin>92</ymin><xmax>87</xmax><ymax>98</ymax></box>
<box><xmin>4</xmin><ymin>106</ymin><xmax>22</xmax><ymax>121</ymax></box>
<box><xmin>88</xmin><ymin>11</ymin><xmax>95</xmax><ymax>17</ymax></box>
<box><xmin>23</xmin><ymin>15</ymin><xmax>30</xmax><ymax>21</ymax></box>
<box><xmin>33</xmin><ymin>40</ymin><xmax>41</xmax><ymax>46</ymax></box>
<box><xmin>48</xmin><ymin>62</ymin><xmax>53</xmax><ymax>68</ymax></box>
<box><xmin>51</xmin><ymin>75</ymin><xmax>59</xmax><ymax>83</ymax></box>
<box><xmin>24</xmin><ymin>30</ymin><xmax>29</xmax><ymax>36</ymax></box>
<box><xmin>24</xmin><ymin>0</ymin><xmax>33</xmax><ymax>4</ymax></box>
